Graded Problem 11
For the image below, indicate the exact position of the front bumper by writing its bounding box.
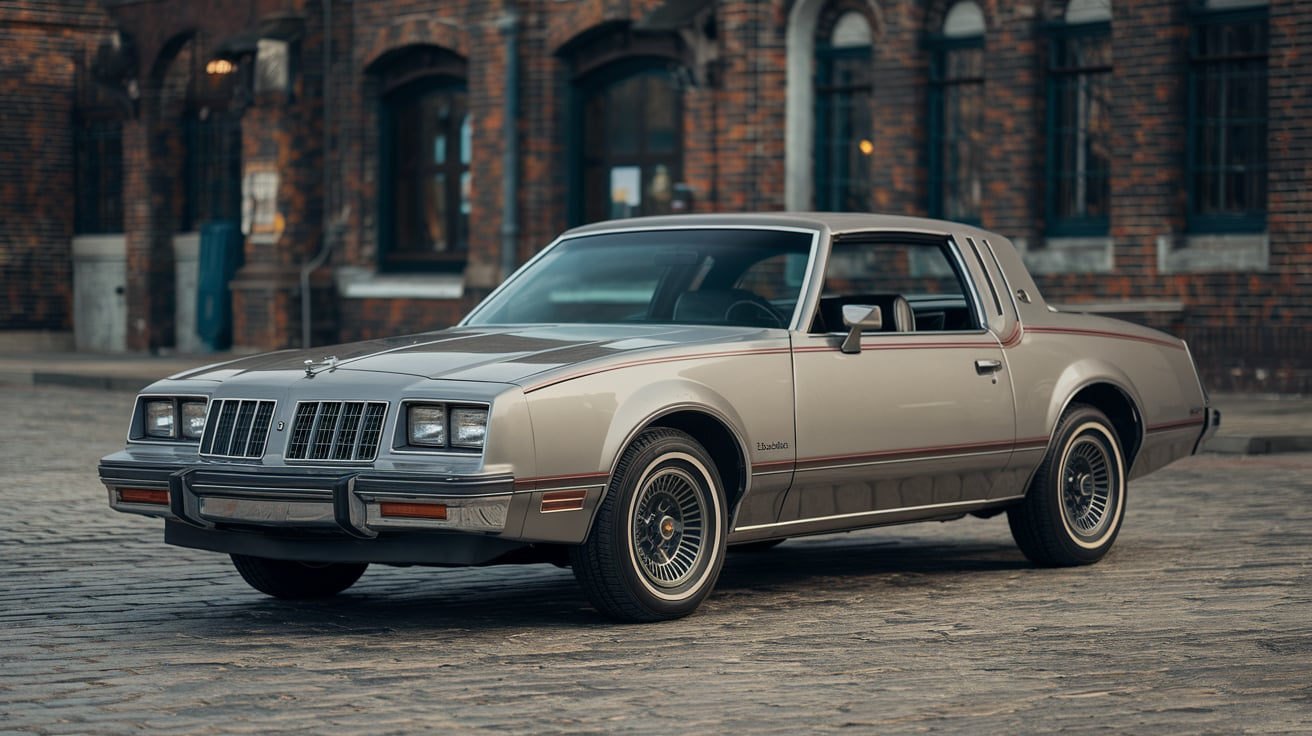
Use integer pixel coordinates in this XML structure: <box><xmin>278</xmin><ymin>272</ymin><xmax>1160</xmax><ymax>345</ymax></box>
<box><xmin>100</xmin><ymin>460</ymin><xmax>606</xmax><ymax>561</ymax></box>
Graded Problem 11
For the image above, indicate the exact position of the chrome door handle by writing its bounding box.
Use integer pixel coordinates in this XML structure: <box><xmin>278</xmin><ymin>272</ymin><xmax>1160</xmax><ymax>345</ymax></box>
<box><xmin>975</xmin><ymin>359</ymin><xmax>1003</xmax><ymax>374</ymax></box>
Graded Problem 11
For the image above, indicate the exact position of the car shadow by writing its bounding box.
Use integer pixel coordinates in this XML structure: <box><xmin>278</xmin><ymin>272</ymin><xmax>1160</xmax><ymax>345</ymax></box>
<box><xmin>187</xmin><ymin>534</ymin><xmax>1031</xmax><ymax>634</ymax></box>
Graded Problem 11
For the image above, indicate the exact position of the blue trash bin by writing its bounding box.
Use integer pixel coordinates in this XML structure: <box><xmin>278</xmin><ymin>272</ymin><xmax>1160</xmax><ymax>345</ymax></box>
<box><xmin>195</xmin><ymin>221</ymin><xmax>244</xmax><ymax>351</ymax></box>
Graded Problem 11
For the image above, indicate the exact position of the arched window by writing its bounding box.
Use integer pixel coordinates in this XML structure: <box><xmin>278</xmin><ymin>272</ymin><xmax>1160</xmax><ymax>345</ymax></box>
<box><xmin>580</xmin><ymin>67</ymin><xmax>683</xmax><ymax>223</ymax></box>
<box><xmin>814</xmin><ymin>9</ymin><xmax>874</xmax><ymax>211</ymax></box>
<box><xmin>374</xmin><ymin>46</ymin><xmax>470</xmax><ymax>270</ymax></box>
<box><xmin>160</xmin><ymin>36</ymin><xmax>242</xmax><ymax>231</ymax></box>
<box><xmin>1046</xmin><ymin>0</ymin><xmax>1112</xmax><ymax>236</ymax></box>
<box><xmin>927</xmin><ymin>1</ymin><xmax>985</xmax><ymax>222</ymax></box>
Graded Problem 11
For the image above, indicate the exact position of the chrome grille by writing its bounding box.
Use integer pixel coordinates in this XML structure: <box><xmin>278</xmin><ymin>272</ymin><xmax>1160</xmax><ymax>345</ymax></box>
<box><xmin>285</xmin><ymin>401</ymin><xmax>387</xmax><ymax>462</ymax></box>
<box><xmin>200</xmin><ymin>399</ymin><xmax>276</xmax><ymax>459</ymax></box>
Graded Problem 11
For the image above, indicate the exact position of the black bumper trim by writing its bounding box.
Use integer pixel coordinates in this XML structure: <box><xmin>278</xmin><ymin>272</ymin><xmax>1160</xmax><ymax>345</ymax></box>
<box><xmin>164</xmin><ymin>521</ymin><xmax>527</xmax><ymax>566</ymax></box>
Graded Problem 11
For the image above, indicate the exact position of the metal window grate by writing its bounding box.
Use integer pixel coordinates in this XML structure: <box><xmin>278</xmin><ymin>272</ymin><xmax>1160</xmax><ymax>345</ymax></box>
<box><xmin>285</xmin><ymin>401</ymin><xmax>387</xmax><ymax>462</ymax></box>
<box><xmin>200</xmin><ymin>399</ymin><xmax>276</xmax><ymax>459</ymax></box>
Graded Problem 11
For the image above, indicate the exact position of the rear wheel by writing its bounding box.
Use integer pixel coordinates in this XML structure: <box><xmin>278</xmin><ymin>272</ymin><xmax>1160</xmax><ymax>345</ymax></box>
<box><xmin>230</xmin><ymin>554</ymin><xmax>368</xmax><ymax>599</ymax></box>
<box><xmin>1008</xmin><ymin>404</ymin><xmax>1127</xmax><ymax>566</ymax></box>
<box><xmin>571</xmin><ymin>428</ymin><xmax>727</xmax><ymax>622</ymax></box>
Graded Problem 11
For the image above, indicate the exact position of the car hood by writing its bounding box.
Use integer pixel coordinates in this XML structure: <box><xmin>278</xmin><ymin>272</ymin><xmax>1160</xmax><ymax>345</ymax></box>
<box><xmin>170</xmin><ymin>324</ymin><xmax>775</xmax><ymax>385</ymax></box>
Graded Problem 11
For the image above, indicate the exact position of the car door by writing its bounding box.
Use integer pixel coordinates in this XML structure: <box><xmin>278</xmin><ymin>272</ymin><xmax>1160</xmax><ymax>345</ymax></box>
<box><xmin>770</xmin><ymin>233</ymin><xmax>1018</xmax><ymax>536</ymax></box>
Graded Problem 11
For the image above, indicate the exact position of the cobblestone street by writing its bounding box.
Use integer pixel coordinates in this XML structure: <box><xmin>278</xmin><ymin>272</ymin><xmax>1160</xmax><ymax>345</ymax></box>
<box><xmin>2</xmin><ymin>385</ymin><xmax>1309</xmax><ymax>734</ymax></box>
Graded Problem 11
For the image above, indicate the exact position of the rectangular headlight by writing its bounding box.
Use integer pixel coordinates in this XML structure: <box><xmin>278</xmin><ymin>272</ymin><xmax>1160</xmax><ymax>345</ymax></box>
<box><xmin>450</xmin><ymin>407</ymin><xmax>488</xmax><ymax>449</ymax></box>
<box><xmin>180</xmin><ymin>400</ymin><xmax>208</xmax><ymax>440</ymax></box>
<box><xmin>408</xmin><ymin>404</ymin><xmax>447</xmax><ymax>447</ymax></box>
<box><xmin>145</xmin><ymin>399</ymin><xmax>176</xmax><ymax>438</ymax></box>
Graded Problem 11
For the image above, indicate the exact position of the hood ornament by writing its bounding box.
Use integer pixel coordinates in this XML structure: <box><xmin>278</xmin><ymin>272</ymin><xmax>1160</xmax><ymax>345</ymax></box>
<box><xmin>304</xmin><ymin>355</ymin><xmax>339</xmax><ymax>378</ymax></box>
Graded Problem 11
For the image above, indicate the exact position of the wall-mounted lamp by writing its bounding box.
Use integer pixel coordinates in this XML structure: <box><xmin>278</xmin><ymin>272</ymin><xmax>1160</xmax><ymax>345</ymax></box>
<box><xmin>206</xmin><ymin>58</ymin><xmax>238</xmax><ymax>76</ymax></box>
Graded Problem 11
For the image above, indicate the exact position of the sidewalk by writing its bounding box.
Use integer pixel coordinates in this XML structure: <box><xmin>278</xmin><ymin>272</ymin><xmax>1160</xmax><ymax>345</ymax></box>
<box><xmin>1</xmin><ymin>351</ymin><xmax>1309</xmax><ymax>455</ymax></box>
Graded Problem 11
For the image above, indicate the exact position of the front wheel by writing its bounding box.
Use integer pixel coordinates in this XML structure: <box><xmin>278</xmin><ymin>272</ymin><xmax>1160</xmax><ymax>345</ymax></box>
<box><xmin>230</xmin><ymin>555</ymin><xmax>368</xmax><ymax>599</ymax></box>
<box><xmin>570</xmin><ymin>428</ymin><xmax>727</xmax><ymax>622</ymax></box>
<box><xmin>1008</xmin><ymin>404</ymin><xmax>1127</xmax><ymax>566</ymax></box>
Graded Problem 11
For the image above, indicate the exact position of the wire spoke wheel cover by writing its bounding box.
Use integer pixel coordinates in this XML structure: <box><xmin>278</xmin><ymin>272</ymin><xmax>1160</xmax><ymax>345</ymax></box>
<box><xmin>1060</xmin><ymin>434</ymin><xmax>1114</xmax><ymax>541</ymax></box>
<box><xmin>570</xmin><ymin>428</ymin><xmax>727</xmax><ymax>622</ymax></box>
<box><xmin>629</xmin><ymin>458</ymin><xmax>710</xmax><ymax>592</ymax></box>
<box><xmin>1008</xmin><ymin>404</ymin><xmax>1127</xmax><ymax>566</ymax></box>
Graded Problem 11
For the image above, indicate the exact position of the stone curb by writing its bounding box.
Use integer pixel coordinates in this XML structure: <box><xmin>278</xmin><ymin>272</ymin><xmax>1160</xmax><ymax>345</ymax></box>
<box><xmin>1202</xmin><ymin>435</ymin><xmax>1312</xmax><ymax>455</ymax></box>
<box><xmin>1</xmin><ymin>369</ymin><xmax>160</xmax><ymax>393</ymax></box>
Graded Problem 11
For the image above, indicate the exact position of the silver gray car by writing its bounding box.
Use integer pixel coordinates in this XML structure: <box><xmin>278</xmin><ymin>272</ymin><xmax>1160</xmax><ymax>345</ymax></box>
<box><xmin>100</xmin><ymin>213</ymin><xmax>1218</xmax><ymax>621</ymax></box>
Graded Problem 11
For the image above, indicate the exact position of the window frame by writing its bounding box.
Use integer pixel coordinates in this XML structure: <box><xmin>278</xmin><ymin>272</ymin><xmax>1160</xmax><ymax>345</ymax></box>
<box><xmin>813</xmin><ymin>8</ymin><xmax>874</xmax><ymax>212</ymax></box>
<box><xmin>377</xmin><ymin>77</ymin><xmax>471</xmax><ymax>272</ymax></box>
<box><xmin>926</xmin><ymin>33</ymin><xmax>985</xmax><ymax>224</ymax></box>
<box><xmin>813</xmin><ymin>233</ymin><xmax>986</xmax><ymax>335</ymax></box>
<box><xmin>1044</xmin><ymin>18</ymin><xmax>1112</xmax><ymax>238</ymax></box>
<box><xmin>1186</xmin><ymin>4</ymin><xmax>1269</xmax><ymax>234</ymax></box>
<box><xmin>814</xmin><ymin>42</ymin><xmax>874</xmax><ymax>211</ymax></box>
<box><xmin>576</xmin><ymin>63</ymin><xmax>685</xmax><ymax>225</ymax></box>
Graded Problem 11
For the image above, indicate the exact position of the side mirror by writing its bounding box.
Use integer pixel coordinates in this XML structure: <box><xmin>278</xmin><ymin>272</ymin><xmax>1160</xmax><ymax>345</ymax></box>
<box><xmin>840</xmin><ymin>304</ymin><xmax>882</xmax><ymax>354</ymax></box>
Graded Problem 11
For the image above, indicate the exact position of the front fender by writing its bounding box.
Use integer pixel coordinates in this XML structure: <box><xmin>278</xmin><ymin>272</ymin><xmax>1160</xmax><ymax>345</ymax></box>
<box><xmin>524</xmin><ymin>375</ymin><xmax>751</xmax><ymax>485</ymax></box>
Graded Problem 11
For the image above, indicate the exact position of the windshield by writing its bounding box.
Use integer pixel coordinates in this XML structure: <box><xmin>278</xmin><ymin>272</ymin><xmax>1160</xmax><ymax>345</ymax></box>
<box><xmin>466</xmin><ymin>228</ymin><xmax>816</xmax><ymax>328</ymax></box>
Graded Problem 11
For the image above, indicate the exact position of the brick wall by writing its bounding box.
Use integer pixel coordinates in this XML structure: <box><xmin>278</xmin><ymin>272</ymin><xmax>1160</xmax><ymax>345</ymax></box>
<box><xmin>0</xmin><ymin>2</ymin><xmax>114</xmax><ymax>333</ymax></box>
<box><xmin>5</xmin><ymin>0</ymin><xmax>1307</xmax><ymax>390</ymax></box>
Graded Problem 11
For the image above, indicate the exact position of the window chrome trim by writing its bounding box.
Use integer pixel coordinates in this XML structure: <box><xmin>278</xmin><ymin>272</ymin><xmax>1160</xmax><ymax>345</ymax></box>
<box><xmin>946</xmin><ymin>235</ymin><xmax>991</xmax><ymax>332</ymax></box>
<box><xmin>735</xmin><ymin>495</ymin><xmax>1026</xmax><ymax>533</ymax></box>
<box><xmin>460</xmin><ymin>224</ymin><xmax>827</xmax><ymax>328</ymax></box>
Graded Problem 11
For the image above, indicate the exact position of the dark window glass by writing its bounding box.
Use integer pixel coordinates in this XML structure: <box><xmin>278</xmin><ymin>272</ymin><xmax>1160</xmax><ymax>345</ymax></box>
<box><xmin>467</xmin><ymin>229</ymin><xmax>813</xmax><ymax>327</ymax></box>
<box><xmin>1188</xmin><ymin>6</ymin><xmax>1268</xmax><ymax>232</ymax></box>
<box><xmin>928</xmin><ymin>37</ymin><xmax>984</xmax><ymax>223</ymax></box>
<box><xmin>383</xmin><ymin>84</ymin><xmax>470</xmax><ymax>269</ymax></box>
<box><xmin>1047</xmin><ymin>21</ymin><xmax>1112</xmax><ymax>236</ymax></box>
<box><xmin>582</xmin><ymin>71</ymin><xmax>683</xmax><ymax>223</ymax></box>
<box><xmin>183</xmin><ymin>109</ymin><xmax>242</xmax><ymax>230</ymax></box>
<box><xmin>74</xmin><ymin>117</ymin><xmax>124</xmax><ymax>234</ymax></box>
<box><xmin>814</xmin><ymin>239</ymin><xmax>980</xmax><ymax>333</ymax></box>
<box><xmin>814</xmin><ymin>12</ymin><xmax>874</xmax><ymax>212</ymax></box>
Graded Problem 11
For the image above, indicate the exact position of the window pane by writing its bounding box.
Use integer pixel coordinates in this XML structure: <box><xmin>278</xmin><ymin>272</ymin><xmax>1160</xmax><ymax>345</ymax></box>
<box><xmin>607</xmin><ymin>76</ymin><xmax>642</xmax><ymax>156</ymax></box>
<box><xmin>609</xmin><ymin>166</ymin><xmax>641</xmax><ymax>219</ymax></box>
<box><xmin>1048</xmin><ymin>26</ymin><xmax>1111</xmax><ymax>230</ymax></box>
<box><xmin>468</xmin><ymin>229</ymin><xmax>813</xmax><ymax>326</ymax></box>
<box><xmin>426</xmin><ymin>173</ymin><xmax>448</xmax><ymax>251</ymax></box>
<box><xmin>930</xmin><ymin>40</ymin><xmax>984</xmax><ymax>222</ymax></box>
<box><xmin>646</xmin><ymin>77</ymin><xmax>678</xmax><ymax>153</ymax></box>
<box><xmin>460</xmin><ymin>114</ymin><xmax>471</xmax><ymax>164</ymax></box>
<box><xmin>1189</xmin><ymin>11</ymin><xmax>1267</xmax><ymax>226</ymax></box>
<box><xmin>819</xmin><ymin>241</ymin><xmax>978</xmax><ymax>332</ymax></box>
<box><xmin>386</xmin><ymin>84</ymin><xmax>469</xmax><ymax>261</ymax></box>
<box><xmin>581</xmin><ymin>70</ymin><xmax>683</xmax><ymax>222</ymax></box>
<box><xmin>815</xmin><ymin>43</ymin><xmax>873</xmax><ymax>211</ymax></box>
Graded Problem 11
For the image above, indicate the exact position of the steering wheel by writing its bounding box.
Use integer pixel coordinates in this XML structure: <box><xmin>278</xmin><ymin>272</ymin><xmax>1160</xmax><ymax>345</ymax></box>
<box><xmin>724</xmin><ymin>292</ymin><xmax>787</xmax><ymax>329</ymax></box>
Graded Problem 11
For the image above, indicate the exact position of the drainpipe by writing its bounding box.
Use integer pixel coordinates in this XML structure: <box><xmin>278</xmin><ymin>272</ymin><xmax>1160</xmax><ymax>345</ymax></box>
<box><xmin>301</xmin><ymin>0</ymin><xmax>333</xmax><ymax>348</ymax></box>
<box><xmin>498</xmin><ymin>8</ymin><xmax>520</xmax><ymax>280</ymax></box>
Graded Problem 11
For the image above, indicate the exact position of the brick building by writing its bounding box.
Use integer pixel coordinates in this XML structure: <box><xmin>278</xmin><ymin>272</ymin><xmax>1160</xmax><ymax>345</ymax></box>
<box><xmin>1</xmin><ymin>0</ymin><xmax>1308</xmax><ymax>391</ymax></box>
